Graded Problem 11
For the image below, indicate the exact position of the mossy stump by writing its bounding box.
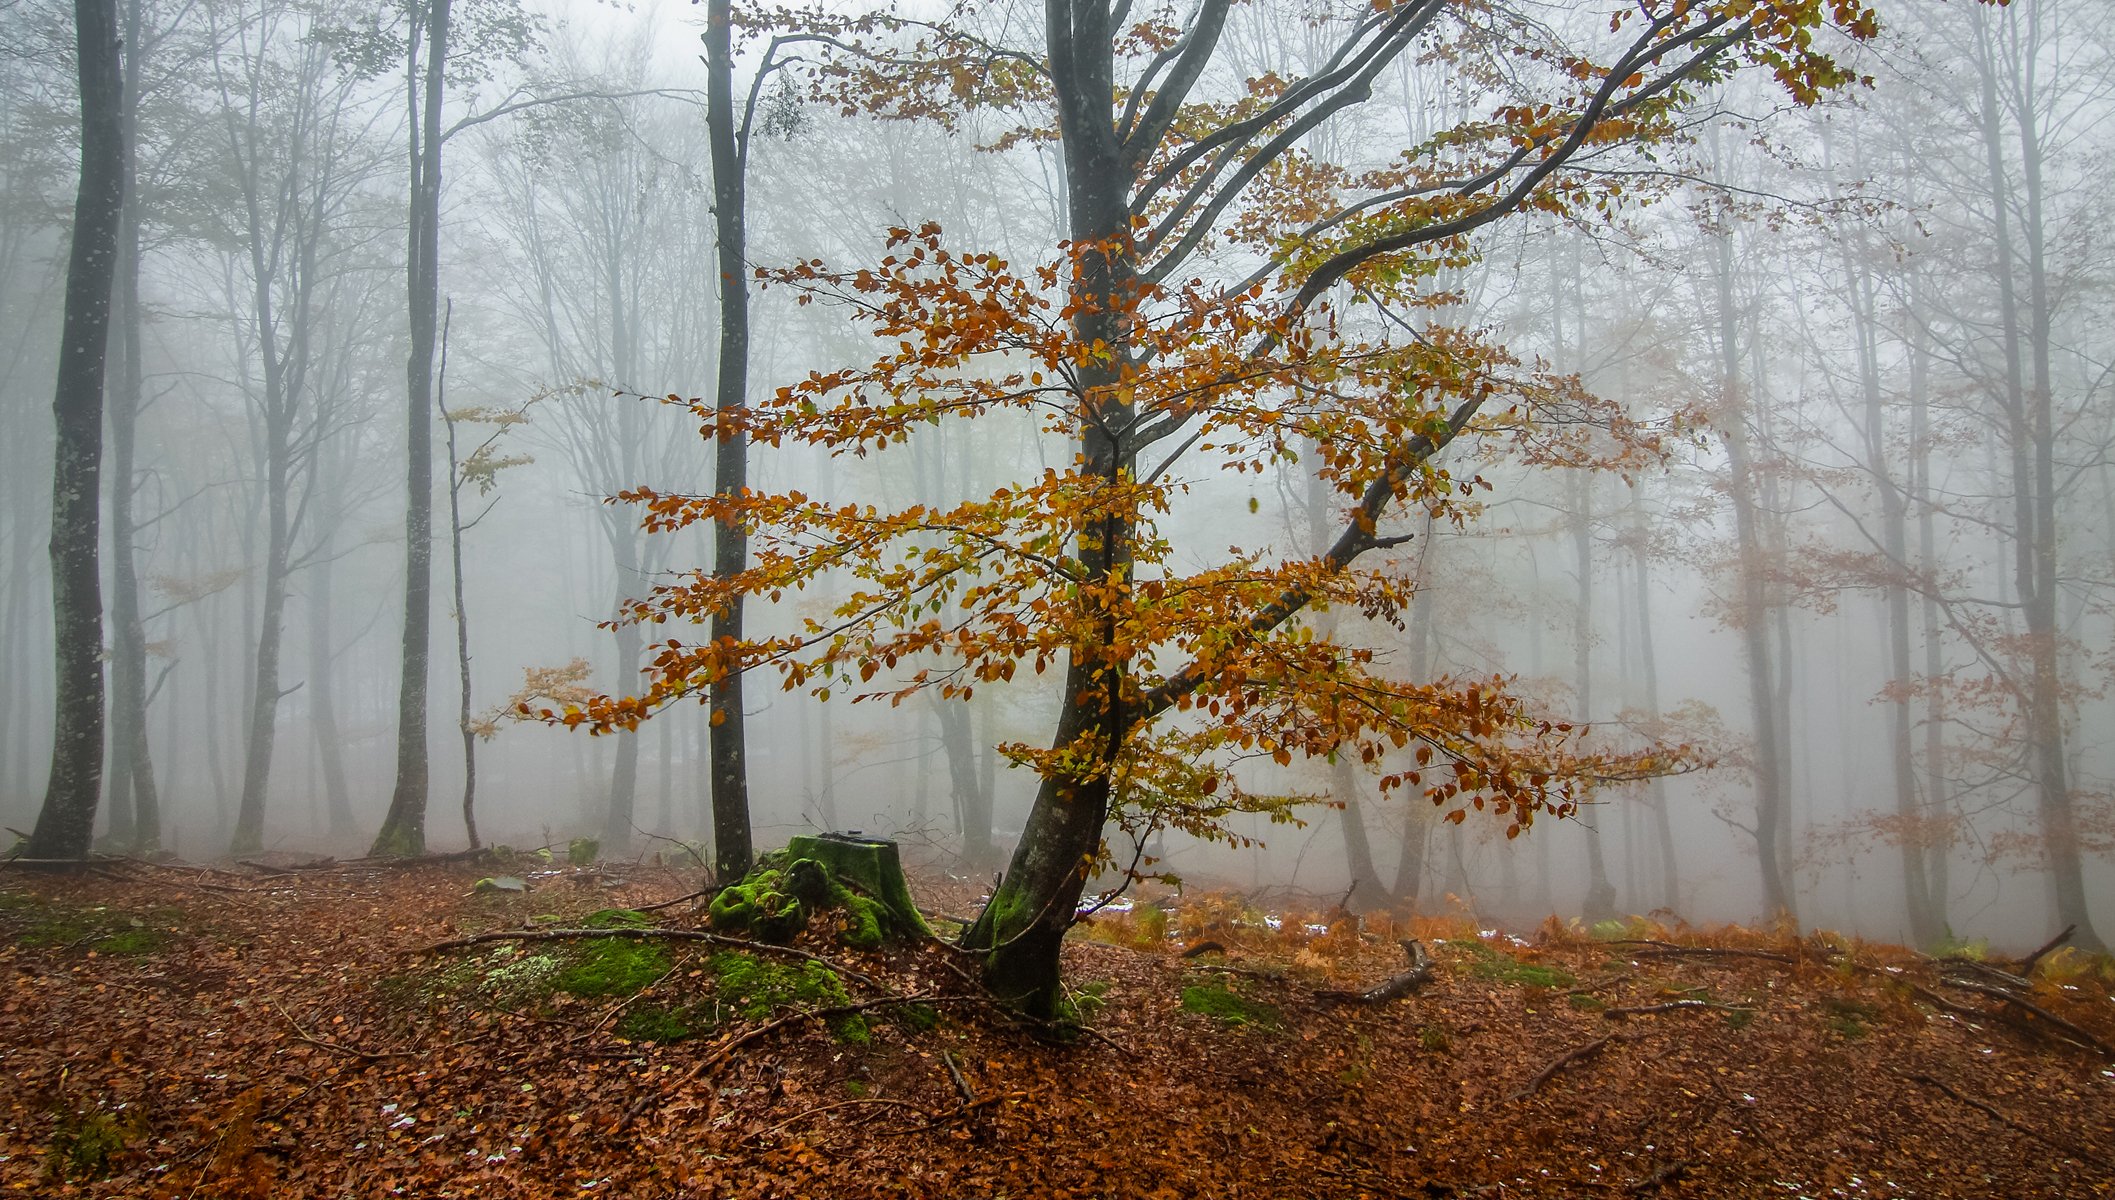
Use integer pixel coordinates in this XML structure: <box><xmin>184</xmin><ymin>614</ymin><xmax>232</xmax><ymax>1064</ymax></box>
<box><xmin>708</xmin><ymin>833</ymin><xmax>931</xmax><ymax>947</ymax></box>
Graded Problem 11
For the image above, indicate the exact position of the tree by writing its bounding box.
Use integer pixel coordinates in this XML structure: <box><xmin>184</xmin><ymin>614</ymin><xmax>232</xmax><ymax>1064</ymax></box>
<box><xmin>557</xmin><ymin>0</ymin><xmax>1880</xmax><ymax>1014</ymax></box>
<box><xmin>26</xmin><ymin>0</ymin><xmax>126</xmax><ymax>859</ymax></box>
<box><xmin>363</xmin><ymin>0</ymin><xmax>541</xmax><ymax>856</ymax></box>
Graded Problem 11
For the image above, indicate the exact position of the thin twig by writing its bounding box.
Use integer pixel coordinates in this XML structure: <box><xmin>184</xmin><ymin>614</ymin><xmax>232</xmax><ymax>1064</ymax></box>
<box><xmin>1603</xmin><ymin>999</ymin><xmax>1755</xmax><ymax>1018</ymax></box>
<box><xmin>1900</xmin><ymin>1071</ymin><xmax>2109</xmax><ymax>1167</ymax></box>
<box><xmin>1510</xmin><ymin>1034</ymin><xmax>1625</xmax><ymax>1101</ymax></box>
<box><xmin>1938</xmin><ymin>978</ymin><xmax>2115</xmax><ymax>1058</ymax></box>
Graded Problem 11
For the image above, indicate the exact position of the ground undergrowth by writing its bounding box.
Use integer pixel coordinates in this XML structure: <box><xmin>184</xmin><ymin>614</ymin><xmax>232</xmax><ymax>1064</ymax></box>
<box><xmin>1</xmin><ymin>859</ymin><xmax>2111</xmax><ymax>1198</ymax></box>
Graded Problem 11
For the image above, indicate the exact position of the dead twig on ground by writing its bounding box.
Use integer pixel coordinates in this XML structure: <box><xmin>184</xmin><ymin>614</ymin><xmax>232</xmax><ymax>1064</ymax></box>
<box><xmin>1605</xmin><ymin>939</ymin><xmax>1800</xmax><ymax>966</ymax></box>
<box><xmin>1318</xmin><ymin>939</ymin><xmax>1434</xmax><ymax>1004</ymax></box>
<box><xmin>1900</xmin><ymin>1071</ymin><xmax>2108</xmax><ymax>1167</ymax></box>
<box><xmin>1510</xmin><ymin>1033</ymin><xmax>1629</xmax><ymax>1101</ymax></box>
<box><xmin>1936</xmin><ymin>977</ymin><xmax>2115</xmax><ymax>1058</ymax></box>
<box><xmin>941</xmin><ymin>1049</ymin><xmax>975</xmax><ymax>1104</ymax></box>
<box><xmin>2018</xmin><ymin>925</ymin><xmax>2076</xmax><ymax>976</ymax></box>
<box><xmin>1603</xmin><ymin>999</ymin><xmax>1755</xmax><ymax>1018</ymax></box>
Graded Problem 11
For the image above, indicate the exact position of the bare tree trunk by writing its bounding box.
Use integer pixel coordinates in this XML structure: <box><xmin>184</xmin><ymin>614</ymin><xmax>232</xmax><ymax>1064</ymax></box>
<box><xmin>27</xmin><ymin>0</ymin><xmax>125</xmax><ymax>859</ymax></box>
<box><xmin>105</xmin><ymin>0</ymin><xmax>159</xmax><ymax>851</ymax></box>
<box><xmin>703</xmin><ymin>0</ymin><xmax>752</xmax><ymax>880</ymax></box>
<box><xmin>1627</xmin><ymin>505</ymin><xmax>1679</xmax><ymax>914</ymax></box>
<box><xmin>1714</xmin><ymin>233</ymin><xmax>1794</xmax><ymax>920</ymax></box>
<box><xmin>373</xmin><ymin>0</ymin><xmax>452</xmax><ymax>858</ymax></box>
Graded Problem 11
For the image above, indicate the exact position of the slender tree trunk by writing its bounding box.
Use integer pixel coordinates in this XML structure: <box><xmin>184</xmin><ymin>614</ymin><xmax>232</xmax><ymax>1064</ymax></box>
<box><xmin>27</xmin><ymin>0</ymin><xmax>125</xmax><ymax>859</ymax></box>
<box><xmin>703</xmin><ymin>0</ymin><xmax>752</xmax><ymax>881</ymax></box>
<box><xmin>373</xmin><ymin>0</ymin><xmax>451</xmax><ymax>857</ymax></box>
<box><xmin>1845</xmin><ymin>238</ymin><xmax>1941</xmax><ymax>945</ymax></box>
<box><xmin>1714</xmin><ymin>235</ymin><xmax>1794</xmax><ymax>920</ymax></box>
<box><xmin>106</xmin><ymin>0</ymin><xmax>158</xmax><ymax>851</ymax></box>
<box><xmin>230</xmin><ymin>411</ymin><xmax>292</xmax><ymax>855</ymax></box>
<box><xmin>1628</xmin><ymin>506</ymin><xmax>1679</xmax><ymax>913</ymax></box>
<box><xmin>307</xmin><ymin>546</ymin><xmax>354</xmax><ymax>839</ymax></box>
<box><xmin>439</xmin><ymin>307</ymin><xmax>479</xmax><ymax>850</ymax></box>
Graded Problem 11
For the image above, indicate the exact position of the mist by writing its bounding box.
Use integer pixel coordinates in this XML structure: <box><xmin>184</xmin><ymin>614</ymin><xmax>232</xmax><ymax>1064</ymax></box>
<box><xmin>3</xmin><ymin>0</ymin><xmax>2109</xmax><ymax>957</ymax></box>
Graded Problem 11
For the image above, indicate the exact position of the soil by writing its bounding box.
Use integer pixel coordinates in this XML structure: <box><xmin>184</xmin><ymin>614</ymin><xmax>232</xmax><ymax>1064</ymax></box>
<box><xmin>2</xmin><ymin>859</ymin><xmax>2110</xmax><ymax>1198</ymax></box>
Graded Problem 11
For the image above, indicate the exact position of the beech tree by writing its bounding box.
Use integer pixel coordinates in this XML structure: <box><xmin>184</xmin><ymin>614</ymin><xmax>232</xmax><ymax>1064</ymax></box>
<box><xmin>551</xmin><ymin>0</ymin><xmax>1885</xmax><ymax>1013</ymax></box>
<box><xmin>25</xmin><ymin>0</ymin><xmax>125</xmax><ymax>859</ymax></box>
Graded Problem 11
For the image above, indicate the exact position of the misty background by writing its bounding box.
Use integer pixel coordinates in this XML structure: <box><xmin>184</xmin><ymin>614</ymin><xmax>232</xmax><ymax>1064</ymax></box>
<box><xmin>1</xmin><ymin>0</ymin><xmax>2108</xmax><ymax>948</ymax></box>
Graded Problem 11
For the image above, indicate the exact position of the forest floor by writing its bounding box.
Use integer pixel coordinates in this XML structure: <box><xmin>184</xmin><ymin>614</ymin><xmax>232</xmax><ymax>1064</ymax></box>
<box><xmin>2</xmin><ymin>857</ymin><xmax>2112</xmax><ymax>1199</ymax></box>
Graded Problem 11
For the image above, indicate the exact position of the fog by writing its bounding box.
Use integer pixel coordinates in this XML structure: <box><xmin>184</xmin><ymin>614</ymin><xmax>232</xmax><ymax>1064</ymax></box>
<box><xmin>2</xmin><ymin>0</ymin><xmax>2108</xmax><ymax>953</ymax></box>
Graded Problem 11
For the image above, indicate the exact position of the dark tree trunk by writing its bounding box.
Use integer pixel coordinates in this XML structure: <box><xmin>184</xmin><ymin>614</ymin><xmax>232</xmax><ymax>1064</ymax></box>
<box><xmin>105</xmin><ymin>0</ymin><xmax>159</xmax><ymax>851</ymax></box>
<box><xmin>967</xmin><ymin>0</ymin><xmax>1136</xmax><ymax>1016</ymax></box>
<box><xmin>373</xmin><ymin>0</ymin><xmax>451</xmax><ymax>858</ymax></box>
<box><xmin>704</xmin><ymin>0</ymin><xmax>753</xmax><ymax>882</ymax></box>
<box><xmin>27</xmin><ymin>0</ymin><xmax>126</xmax><ymax>859</ymax></box>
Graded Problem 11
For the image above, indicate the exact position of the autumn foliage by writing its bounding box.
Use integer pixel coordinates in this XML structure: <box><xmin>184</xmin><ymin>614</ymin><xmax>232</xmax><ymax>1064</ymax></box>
<box><xmin>525</xmin><ymin>0</ymin><xmax>1884</xmax><ymax>1009</ymax></box>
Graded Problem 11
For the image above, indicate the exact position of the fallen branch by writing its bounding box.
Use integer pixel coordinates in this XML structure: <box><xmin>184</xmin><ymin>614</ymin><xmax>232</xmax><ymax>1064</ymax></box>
<box><xmin>1605</xmin><ymin>940</ymin><xmax>1800</xmax><ymax>966</ymax></box>
<box><xmin>414</xmin><ymin>926</ymin><xmax>885</xmax><ymax>992</ymax></box>
<box><xmin>748</xmin><ymin>1096</ymin><xmax>923</xmax><ymax>1144</ymax></box>
<box><xmin>1938</xmin><ymin>977</ymin><xmax>2115</xmax><ymax>1058</ymax></box>
<box><xmin>1900</xmin><ymin>1071</ymin><xmax>2109</xmax><ymax>1167</ymax></box>
<box><xmin>2017</xmin><ymin>925</ymin><xmax>2076</xmax><ymax>976</ymax></box>
<box><xmin>1603</xmin><ymin>999</ymin><xmax>1755</xmax><ymax>1019</ymax></box>
<box><xmin>270</xmin><ymin>1000</ymin><xmax>410</xmax><ymax>1062</ymax></box>
<box><xmin>1317</xmin><ymin>939</ymin><xmax>1434</xmax><ymax>1004</ymax></box>
<box><xmin>1509</xmin><ymin>1033</ymin><xmax>1627</xmax><ymax>1101</ymax></box>
<box><xmin>698</xmin><ymin>991</ymin><xmax>956</xmax><ymax>1072</ymax></box>
<box><xmin>941</xmin><ymin>1049</ymin><xmax>976</xmax><ymax>1104</ymax></box>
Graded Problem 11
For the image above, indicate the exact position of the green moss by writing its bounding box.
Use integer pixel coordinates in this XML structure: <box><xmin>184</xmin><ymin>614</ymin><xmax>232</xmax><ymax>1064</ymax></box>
<box><xmin>1454</xmin><ymin>941</ymin><xmax>1576</xmax><ymax>989</ymax></box>
<box><xmin>832</xmin><ymin>884</ymin><xmax>888</xmax><ymax>949</ymax></box>
<box><xmin>91</xmin><ymin>929</ymin><xmax>169</xmax><ymax>955</ymax></box>
<box><xmin>12</xmin><ymin>903</ymin><xmax>178</xmax><ymax>956</ymax></box>
<box><xmin>1419</xmin><ymin>1022</ymin><xmax>1452</xmax><ymax>1052</ymax></box>
<box><xmin>1179</xmin><ymin>982</ymin><xmax>1282</xmax><ymax>1029</ymax></box>
<box><xmin>1567</xmin><ymin>993</ymin><xmax>1606</xmax><ymax>1012</ymax></box>
<box><xmin>555</xmin><ymin>939</ymin><xmax>671</xmax><ymax>997</ymax></box>
<box><xmin>1822</xmin><ymin>996</ymin><xmax>1878</xmax><ymax>1040</ymax></box>
<box><xmin>710</xmin><ymin>950</ymin><xmax>866</xmax><ymax>1042</ymax></box>
<box><xmin>709</xmin><ymin>868</ymin><xmax>808</xmax><ymax>941</ymax></box>
<box><xmin>568</xmin><ymin>838</ymin><xmax>600</xmax><ymax>866</ymax></box>
<box><xmin>616</xmin><ymin>1004</ymin><xmax>695</xmax><ymax>1042</ymax></box>
<box><xmin>1057</xmin><ymin>980</ymin><xmax>1110</xmax><ymax>1025</ymax></box>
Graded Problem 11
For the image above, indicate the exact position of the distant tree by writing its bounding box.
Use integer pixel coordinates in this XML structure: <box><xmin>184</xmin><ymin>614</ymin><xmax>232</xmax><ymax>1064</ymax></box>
<box><xmin>557</xmin><ymin>0</ymin><xmax>1882</xmax><ymax>1014</ymax></box>
<box><xmin>25</xmin><ymin>0</ymin><xmax>126</xmax><ymax>859</ymax></box>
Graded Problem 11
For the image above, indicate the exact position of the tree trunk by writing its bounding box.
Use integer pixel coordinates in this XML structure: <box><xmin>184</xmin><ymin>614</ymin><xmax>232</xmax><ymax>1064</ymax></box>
<box><xmin>27</xmin><ymin>0</ymin><xmax>125</xmax><ymax>859</ymax></box>
<box><xmin>307</xmin><ymin>545</ymin><xmax>355</xmax><ymax>839</ymax></box>
<box><xmin>1627</xmin><ymin>506</ymin><xmax>1679</xmax><ymax>914</ymax></box>
<box><xmin>105</xmin><ymin>0</ymin><xmax>159</xmax><ymax>851</ymax></box>
<box><xmin>704</xmin><ymin>0</ymin><xmax>753</xmax><ymax>882</ymax></box>
<box><xmin>373</xmin><ymin>0</ymin><xmax>451</xmax><ymax>858</ymax></box>
<box><xmin>1714</xmin><ymin>234</ymin><xmax>1794</xmax><ymax>920</ymax></box>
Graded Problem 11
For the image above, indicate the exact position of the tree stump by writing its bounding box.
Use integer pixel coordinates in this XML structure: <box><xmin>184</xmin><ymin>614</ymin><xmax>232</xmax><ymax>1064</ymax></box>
<box><xmin>784</xmin><ymin>833</ymin><xmax>931</xmax><ymax>937</ymax></box>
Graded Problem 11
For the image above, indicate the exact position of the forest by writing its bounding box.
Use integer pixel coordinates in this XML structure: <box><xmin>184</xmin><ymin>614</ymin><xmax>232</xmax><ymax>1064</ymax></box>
<box><xmin>1</xmin><ymin>0</ymin><xmax>2112</xmax><ymax>1195</ymax></box>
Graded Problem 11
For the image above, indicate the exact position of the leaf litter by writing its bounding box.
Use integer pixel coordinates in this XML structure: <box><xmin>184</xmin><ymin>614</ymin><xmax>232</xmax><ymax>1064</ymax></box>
<box><xmin>0</xmin><ymin>861</ymin><xmax>2110</xmax><ymax>1197</ymax></box>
